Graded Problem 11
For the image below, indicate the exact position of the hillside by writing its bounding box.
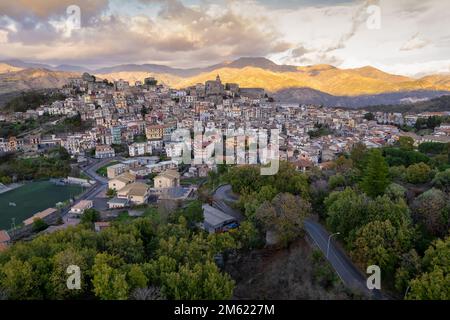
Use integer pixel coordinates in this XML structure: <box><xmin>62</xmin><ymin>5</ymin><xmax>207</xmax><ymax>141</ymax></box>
<box><xmin>0</xmin><ymin>68</ymin><xmax>78</xmax><ymax>96</ymax></box>
<box><xmin>95</xmin><ymin>58</ymin><xmax>450</xmax><ymax>96</ymax></box>
<box><xmin>1</xmin><ymin>58</ymin><xmax>450</xmax><ymax>108</ymax></box>
<box><xmin>364</xmin><ymin>95</ymin><xmax>450</xmax><ymax>113</ymax></box>
<box><xmin>273</xmin><ymin>88</ymin><xmax>450</xmax><ymax>108</ymax></box>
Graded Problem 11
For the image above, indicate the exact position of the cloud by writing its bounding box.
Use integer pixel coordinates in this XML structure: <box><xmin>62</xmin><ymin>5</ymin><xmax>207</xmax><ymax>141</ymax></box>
<box><xmin>0</xmin><ymin>0</ymin><xmax>291</xmax><ymax>67</ymax></box>
<box><xmin>0</xmin><ymin>0</ymin><xmax>448</xmax><ymax>77</ymax></box>
<box><xmin>400</xmin><ymin>32</ymin><xmax>430</xmax><ymax>51</ymax></box>
<box><xmin>0</xmin><ymin>0</ymin><xmax>109</xmax><ymax>20</ymax></box>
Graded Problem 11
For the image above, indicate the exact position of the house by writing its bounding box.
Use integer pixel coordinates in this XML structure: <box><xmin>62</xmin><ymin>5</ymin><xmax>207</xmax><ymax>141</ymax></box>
<box><xmin>0</xmin><ymin>230</ymin><xmax>11</xmax><ymax>252</ymax></box>
<box><xmin>129</xmin><ymin>166</ymin><xmax>150</xmax><ymax>178</ymax></box>
<box><xmin>201</xmin><ymin>204</ymin><xmax>238</xmax><ymax>234</ymax></box>
<box><xmin>107</xmin><ymin>163</ymin><xmax>129</xmax><ymax>179</ymax></box>
<box><xmin>94</xmin><ymin>221</ymin><xmax>111</xmax><ymax>233</ymax></box>
<box><xmin>145</xmin><ymin>125</ymin><xmax>164</xmax><ymax>140</ymax></box>
<box><xmin>117</xmin><ymin>182</ymin><xmax>150</xmax><ymax>205</ymax></box>
<box><xmin>128</xmin><ymin>142</ymin><xmax>152</xmax><ymax>157</ymax></box>
<box><xmin>23</xmin><ymin>208</ymin><xmax>58</xmax><ymax>226</ymax></box>
<box><xmin>95</xmin><ymin>145</ymin><xmax>115</xmax><ymax>159</ymax></box>
<box><xmin>153</xmin><ymin>170</ymin><xmax>180</xmax><ymax>189</ymax></box>
<box><xmin>107</xmin><ymin>197</ymin><xmax>130</xmax><ymax>209</ymax></box>
<box><xmin>69</xmin><ymin>200</ymin><xmax>93</xmax><ymax>214</ymax></box>
<box><xmin>108</xmin><ymin>172</ymin><xmax>136</xmax><ymax>191</ymax></box>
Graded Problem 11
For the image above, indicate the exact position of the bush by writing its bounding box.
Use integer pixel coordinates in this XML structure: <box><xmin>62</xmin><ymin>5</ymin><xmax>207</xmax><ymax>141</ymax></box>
<box><xmin>405</xmin><ymin>162</ymin><xmax>433</xmax><ymax>184</ymax></box>
<box><xmin>328</xmin><ymin>174</ymin><xmax>346</xmax><ymax>190</ymax></box>
<box><xmin>432</xmin><ymin>169</ymin><xmax>450</xmax><ymax>192</ymax></box>
<box><xmin>385</xmin><ymin>183</ymin><xmax>407</xmax><ymax>201</ymax></box>
<box><xmin>32</xmin><ymin>218</ymin><xmax>49</xmax><ymax>232</ymax></box>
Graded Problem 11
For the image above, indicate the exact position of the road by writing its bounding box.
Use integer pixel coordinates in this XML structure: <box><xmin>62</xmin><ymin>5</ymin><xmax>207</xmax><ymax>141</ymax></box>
<box><xmin>213</xmin><ymin>184</ymin><xmax>384</xmax><ymax>300</ymax></box>
<box><xmin>304</xmin><ymin>219</ymin><xmax>383</xmax><ymax>299</ymax></box>
<box><xmin>212</xmin><ymin>184</ymin><xmax>244</xmax><ymax>222</ymax></box>
<box><xmin>60</xmin><ymin>157</ymin><xmax>121</xmax><ymax>221</ymax></box>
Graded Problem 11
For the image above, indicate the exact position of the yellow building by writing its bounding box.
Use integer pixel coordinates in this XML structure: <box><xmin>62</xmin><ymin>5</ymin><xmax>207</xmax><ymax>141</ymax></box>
<box><xmin>145</xmin><ymin>125</ymin><xmax>164</xmax><ymax>140</ymax></box>
<box><xmin>117</xmin><ymin>182</ymin><xmax>150</xmax><ymax>205</ymax></box>
<box><xmin>108</xmin><ymin>172</ymin><xmax>136</xmax><ymax>191</ymax></box>
<box><xmin>153</xmin><ymin>170</ymin><xmax>180</xmax><ymax>189</ymax></box>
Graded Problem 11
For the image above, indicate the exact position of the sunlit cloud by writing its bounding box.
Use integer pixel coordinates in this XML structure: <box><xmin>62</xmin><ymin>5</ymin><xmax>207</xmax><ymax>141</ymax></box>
<box><xmin>0</xmin><ymin>0</ymin><xmax>448</xmax><ymax>76</ymax></box>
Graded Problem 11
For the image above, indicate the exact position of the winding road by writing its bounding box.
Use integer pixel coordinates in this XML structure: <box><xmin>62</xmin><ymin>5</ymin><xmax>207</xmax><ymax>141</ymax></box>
<box><xmin>213</xmin><ymin>184</ymin><xmax>385</xmax><ymax>300</ymax></box>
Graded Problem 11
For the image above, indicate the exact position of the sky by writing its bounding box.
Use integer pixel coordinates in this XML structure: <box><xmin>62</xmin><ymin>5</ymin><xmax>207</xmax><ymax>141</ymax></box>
<box><xmin>0</xmin><ymin>0</ymin><xmax>449</xmax><ymax>77</ymax></box>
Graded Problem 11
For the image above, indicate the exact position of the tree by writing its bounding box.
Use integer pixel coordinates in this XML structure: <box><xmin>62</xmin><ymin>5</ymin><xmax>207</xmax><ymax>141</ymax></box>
<box><xmin>183</xmin><ymin>200</ymin><xmax>204</xmax><ymax>224</ymax></box>
<box><xmin>412</xmin><ymin>188</ymin><xmax>449</xmax><ymax>238</ymax></box>
<box><xmin>325</xmin><ymin>188</ymin><xmax>369</xmax><ymax>241</ymax></box>
<box><xmin>364</xmin><ymin>112</ymin><xmax>375</xmax><ymax>121</ymax></box>
<box><xmin>0</xmin><ymin>258</ymin><xmax>35</xmax><ymax>300</ymax></box>
<box><xmin>405</xmin><ymin>162</ymin><xmax>433</xmax><ymax>184</ymax></box>
<box><xmin>91</xmin><ymin>253</ymin><xmax>129</xmax><ymax>300</ymax></box>
<box><xmin>106</xmin><ymin>188</ymin><xmax>117</xmax><ymax>198</ymax></box>
<box><xmin>328</xmin><ymin>174</ymin><xmax>346</xmax><ymax>190</ymax></box>
<box><xmin>350</xmin><ymin>142</ymin><xmax>368</xmax><ymax>170</ymax></box>
<box><xmin>360</xmin><ymin>149</ymin><xmax>390</xmax><ymax>198</ymax></box>
<box><xmin>163</xmin><ymin>261</ymin><xmax>234</xmax><ymax>300</ymax></box>
<box><xmin>80</xmin><ymin>209</ymin><xmax>100</xmax><ymax>225</ymax></box>
<box><xmin>126</xmin><ymin>265</ymin><xmax>148</xmax><ymax>290</ymax></box>
<box><xmin>367</xmin><ymin>195</ymin><xmax>412</xmax><ymax>229</ymax></box>
<box><xmin>407</xmin><ymin>268</ymin><xmax>449</xmax><ymax>300</ymax></box>
<box><xmin>334</xmin><ymin>155</ymin><xmax>353</xmax><ymax>173</ymax></box>
<box><xmin>351</xmin><ymin>220</ymin><xmax>412</xmax><ymax>272</ymax></box>
<box><xmin>407</xmin><ymin>237</ymin><xmax>449</xmax><ymax>300</ymax></box>
<box><xmin>432</xmin><ymin>169</ymin><xmax>450</xmax><ymax>192</ymax></box>
<box><xmin>385</xmin><ymin>183</ymin><xmax>407</xmax><ymax>201</ymax></box>
<box><xmin>389</xmin><ymin>165</ymin><xmax>406</xmax><ymax>181</ymax></box>
<box><xmin>49</xmin><ymin>247</ymin><xmax>90</xmax><ymax>299</ymax></box>
<box><xmin>255</xmin><ymin>193</ymin><xmax>311</xmax><ymax>247</ymax></box>
<box><xmin>32</xmin><ymin>218</ymin><xmax>49</xmax><ymax>232</ymax></box>
<box><xmin>398</xmin><ymin>136</ymin><xmax>415</xmax><ymax>151</ymax></box>
<box><xmin>394</xmin><ymin>249</ymin><xmax>421</xmax><ymax>293</ymax></box>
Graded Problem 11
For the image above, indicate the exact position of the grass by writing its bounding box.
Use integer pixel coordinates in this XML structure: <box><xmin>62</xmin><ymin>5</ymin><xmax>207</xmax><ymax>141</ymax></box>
<box><xmin>96</xmin><ymin>161</ymin><xmax>120</xmax><ymax>177</ymax></box>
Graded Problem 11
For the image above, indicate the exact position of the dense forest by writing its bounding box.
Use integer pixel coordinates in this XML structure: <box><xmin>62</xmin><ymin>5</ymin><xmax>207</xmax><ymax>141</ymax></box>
<box><xmin>3</xmin><ymin>90</ymin><xmax>67</xmax><ymax>113</ymax></box>
<box><xmin>217</xmin><ymin>141</ymin><xmax>449</xmax><ymax>299</ymax></box>
<box><xmin>364</xmin><ymin>95</ymin><xmax>450</xmax><ymax>114</ymax></box>
<box><xmin>0</xmin><ymin>140</ymin><xmax>449</xmax><ymax>300</ymax></box>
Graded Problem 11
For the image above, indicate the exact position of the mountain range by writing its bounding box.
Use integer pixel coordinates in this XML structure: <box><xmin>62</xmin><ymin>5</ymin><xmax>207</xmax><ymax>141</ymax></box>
<box><xmin>1</xmin><ymin>57</ymin><xmax>450</xmax><ymax>108</ymax></box>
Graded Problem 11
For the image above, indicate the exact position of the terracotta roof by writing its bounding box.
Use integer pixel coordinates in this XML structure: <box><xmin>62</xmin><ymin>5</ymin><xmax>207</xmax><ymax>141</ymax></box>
<box><xmin>23</xmin><ymin>208</ymin><xmax>57</xmax><ymax>225</ymax></box>
<box><xmin>0</xmin><ymin>230</ymin><xmax>10</xmax><ymax>243</ymax></box>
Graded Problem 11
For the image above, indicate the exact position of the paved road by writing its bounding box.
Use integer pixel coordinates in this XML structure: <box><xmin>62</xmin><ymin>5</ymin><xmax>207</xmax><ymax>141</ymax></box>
<box><xmin>60</xmin><ymin>157</ymin><xmax>121</xmax><ymax>220</ymax></box>
<box><xmin>304</xmin><ymin>219</ymin><xmax>383</xmax><ymax>299</ymax></box>
<box><xmin>212</xmin><ymin>184</ymin><xmax>244</xmax><ymax>222</ymax></box>
<box><xmin>214</xmin><ymin>184</ymin><xmax>385</xmax><ymax>300</ymax></box>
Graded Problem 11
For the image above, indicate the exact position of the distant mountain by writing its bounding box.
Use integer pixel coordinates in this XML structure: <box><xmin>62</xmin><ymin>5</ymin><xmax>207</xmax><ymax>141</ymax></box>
<box><xmin>96</xmin><ymin>59</ymin><xmax>450</xmax><ymax>97</ymax></box>
<box><xmin>1</xmin><ymin>57</ymin><xmax>450</xmax><ymax>108</ymax></box>
<box><xmin>54</xmin><ymin>64</ymin><xmax>91</xmax><ymax>73</ymax></box>
<box><xmin>1</xmin><ymin>59</ymin><xmax>53</xmax><ymax>70</ymax></box>
<box><xmin>0</xmin><ymin>63</ymin><xmax>23</xmax><ymax>74</ymax></box>
<box><xmin>93</xmin><ymin>57</ymin><xmax>296</xmax><ymax>77</ymax></box>
<box><xmin>0</xmin><ymin>68</ymin><xmax>78</xmax><ymax>96</ymax></box>
<box><xmin>273</xmin><ymin>88</ymin><xmax>450</xmax><ymax>108</ymax></box>
<box><xmin>365</xmin><ymin>95</ymin><xmax>450</xmax><ymax>113</ymax></box>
